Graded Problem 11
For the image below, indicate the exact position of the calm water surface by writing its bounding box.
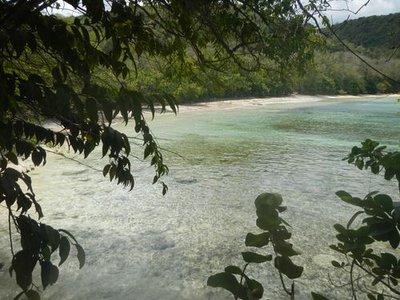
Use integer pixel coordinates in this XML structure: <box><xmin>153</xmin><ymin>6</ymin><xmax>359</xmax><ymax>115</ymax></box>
<box><xmin>1</xmin><ymin>97</ymin><xmax>399</xmax><ymax>299</ymax></box>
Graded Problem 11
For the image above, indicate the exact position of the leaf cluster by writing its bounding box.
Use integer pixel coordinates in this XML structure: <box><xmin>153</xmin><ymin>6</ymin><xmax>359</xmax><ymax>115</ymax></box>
<box><xmin>10</xmin><ymin>218</ymin><xmax>84</xmax><ymax>300</ymax></box>
<box><xmin>329</xmin><ymin>140</ymin><xmax>400</xmax><ymax>299</ymax></box>
<box><xmin>207</xmin><ymin>193</ymin><xmax>303</xmax><ymax>299</ymax></box>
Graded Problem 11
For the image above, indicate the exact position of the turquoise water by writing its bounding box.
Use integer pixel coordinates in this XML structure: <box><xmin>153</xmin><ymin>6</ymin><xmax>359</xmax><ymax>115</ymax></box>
<box><xmin>0</xmin><ymin>97</ymin><xmax>399</xmax><ymax>299</ymax></box>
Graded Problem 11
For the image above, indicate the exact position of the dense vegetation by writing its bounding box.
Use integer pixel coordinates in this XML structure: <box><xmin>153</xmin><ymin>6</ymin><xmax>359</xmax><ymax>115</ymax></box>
<box><xmin>124</xmin><ymin>13</ymin><xmax>400</xmax><ymax>102</ymax></box>
<box><xmin>331</xmin><ymin>13</ymin><xmax>400</xmax><ymax>52</ymax></box>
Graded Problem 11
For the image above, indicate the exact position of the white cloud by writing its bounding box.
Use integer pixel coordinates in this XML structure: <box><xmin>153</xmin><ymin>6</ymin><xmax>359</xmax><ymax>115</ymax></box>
<box><xmin>325</xmin><ymin>0</ymin><xmax>400</xmax><ymax>23</ymax></box>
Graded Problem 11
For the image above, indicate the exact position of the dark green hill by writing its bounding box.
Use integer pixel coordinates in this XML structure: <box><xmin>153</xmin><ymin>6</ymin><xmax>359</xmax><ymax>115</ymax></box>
<box><xmin>331</xmin><ymin>13</ymin><xmax>400</xmax><ymax>50</ymax></box>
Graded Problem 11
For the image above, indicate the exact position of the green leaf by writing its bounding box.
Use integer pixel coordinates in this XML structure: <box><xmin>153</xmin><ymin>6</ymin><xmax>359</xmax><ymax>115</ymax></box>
<box><xmin>331</xmin><ymin>260</ymin><xmax>342</xmax><ymax>268</ymax></box>
<box><xmin>274</xmin><ymin>240</ymin><xmax>299</xmax><ymax>256</ymax></box>
<box><xmin>384</xmin><ymin>169</ymin><xmax>395</xmax><ymax>181</ymax></box>
<box><xmin>333</xmin><ymin>224</ymin><xmax>347</xmax><ymax>234</ymax></box>
<box><xmin>102</xmin><ymin>164</ymin><xmax>111</xmax><ymax>177</ymax></box>
<box><xmin>101</xmin><ymin>100</ymin><xmax>114</xmax><ymax>125</ymax></box>
<box><xmin>44</xmin><ymin>225</ymin><xmax>60</xmax><ymax>252</ymax></box>
<box><xmin>25</xmin><ymin>290</ymin><xmax>40</xmax><ymax>300</ymax></box>
<box><xmin>75</xmin><ymin>243</ymin><xmax>85</xmax><ymax>269</ymax></box>
<box><xmin>241</xmin><ymin>252</ymin><xmax>272</xmax><ymax>263</ymax></box>
<box><xmin>311</xmin><ymin>292</ymin><xmax>330</xmax><ymax>300</ymax></box>
<box><xmin>109</xmin><ymin>165</ymin><xmax>116</xmax><ymax>181</ymax></box>
<box><xmin>367</xmin><ymin>293</ymin><xmax>377</xmax><ymax>300</ymax></box>
<box><xmin>379</xmin><ymin>252</ymin><xmax>397</xmax><ymax>268</ymax></box>
<box><xmin>162</xmin><ymin>182</ymin><xmax>168</xmax><ymax>195</ymax></box>
<box><xmin>274</xmin><ymin>256</ymin><xmax>303</xmax><ymax>279</ymax></box>
<box><xmin>207</xmin><ymin>272</ymin><xmax>248</xmax><ymax>300</ymax></box>
<box><xmin>255</xmin><ymin>193</ymin><xmax>283</xmax><ymax>209</ymax></box>
<box><xmin>245</xmin><ymin>232</ymin><xmax>270</xmax><ymax>248</ymax></box>
<box><xmin>122</xmin><ymin>134</ymin><xmax>131</xmax><ymax>156</ymax></box>
<box><xmin>244</xmin><ymin>278</ymin><xmax>264</xmax><ymax>300</ymax></box>
<box><xmin>5</xmin><ymin>152</ymin><xmax>18</xmax><ymax>165</ymax></box>
<box><xmin>86</xmin><ymin>97</ymin><xmax>98</xmax><ymax>123</ymax></box>
<box><xmin>59</xmin><ymin>236</ymin><xmax>70</xmax><ymax>266</ymax></box>
<box><xmin>12</xmin><ymin>251</ymin><xmax>37</xmax><ymax>291</ymax></box>
<box><xmin>336</xmin><ymin>190</ymin><xmax>352</xmax><ymax>200</ymax></box>
<box><xmin>41</xmin><ymin>261</ymin><xmax>58</xmax><ymax>289</ymax></box>
<box><xmin>256</xmin><ymin>216</ymin><xmax>280</xmax><ymax>231</ymax></box>
<box><xmin>224</xmin><ymin>265</ymin><xmax>243</xmax><ymax>275</ymax></box>
<box><xmin>336</xmin><ymin>190</ymin><xmax>363</xmax><ymax>206</ymax></box>
<box><xmin>374</xmin><ymin>194</ymin><xmax>393</xmax><ymax>212</ymax></box>
<box><xmin>42</xmin><ymin>246</ymin><xmax>51</xmax><ymax>261</ymax></box>
<box><xmin>31</xmin><ymin>148</ymin><xmax>43</xmax><ymax>166</ymax></box>
<box><xmin>144</xmin><ymin>145</ymin><xmax>152</xmax><ymax>159</ymax></box>
<box><xmin>164</xmin><ymin>94</ymin><xmax>178</xmax><ymax>114</ymax></box>
<box><xmin>371</xmin><ymin>163</ymin><xmax>380</xmax><ymax>174</ymax></box>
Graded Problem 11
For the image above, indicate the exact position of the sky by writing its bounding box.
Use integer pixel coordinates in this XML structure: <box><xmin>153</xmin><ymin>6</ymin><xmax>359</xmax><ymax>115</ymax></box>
<box><xmin>324</xmin><ymin>0</ymin><xmax>400</xmax><ymax>23</ymax></box>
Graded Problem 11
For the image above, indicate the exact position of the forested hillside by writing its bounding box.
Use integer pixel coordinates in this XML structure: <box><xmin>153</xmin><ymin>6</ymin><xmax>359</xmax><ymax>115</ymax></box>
<box><xmin>331</xmin><ymin>13</ymin><xmax>400</xmax><ymax>52</ymax></box>
<box><xmin>295</xmin><ymin>13</ymin><xmax>400</xmax><ymax>96</ymax></box>
<box><xmin>125</xmin><ymin>13</ymin><xmax>400</xmax><ymax>102</ymax></box>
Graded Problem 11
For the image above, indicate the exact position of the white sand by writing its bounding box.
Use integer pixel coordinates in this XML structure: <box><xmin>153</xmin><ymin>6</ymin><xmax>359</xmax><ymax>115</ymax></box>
<box><xmin>175</xmin><ymin>94</ymin><xmax>400</xmax><ymax>113</ymax></box>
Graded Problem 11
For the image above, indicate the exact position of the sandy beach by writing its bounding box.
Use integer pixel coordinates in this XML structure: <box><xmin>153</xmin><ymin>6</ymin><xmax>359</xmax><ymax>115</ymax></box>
<box><xmin>175</xmin><ymin>94</ymin><xmax>400</xmax><ymax>113</ymax></box>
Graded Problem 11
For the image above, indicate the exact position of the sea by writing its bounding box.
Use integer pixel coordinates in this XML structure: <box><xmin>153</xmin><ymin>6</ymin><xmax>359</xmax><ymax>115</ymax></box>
<box><xmin>1</xmin><ymin>96</ymin><xmax>399</xmax><ymax>299</ymax></box>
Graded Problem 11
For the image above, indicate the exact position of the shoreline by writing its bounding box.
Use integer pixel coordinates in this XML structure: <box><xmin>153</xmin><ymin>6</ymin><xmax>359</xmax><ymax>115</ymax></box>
<box><xmin>174</xmin><ymin>93</ymin><xmax>400</xmax><ymax>113</ymax></box>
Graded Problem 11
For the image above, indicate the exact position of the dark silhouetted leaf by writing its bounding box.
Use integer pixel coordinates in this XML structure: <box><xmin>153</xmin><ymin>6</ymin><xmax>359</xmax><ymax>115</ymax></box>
<box><xmin>207</xmin><ymin>272</ymin><xmax>248</xmax><ymax>300</ymax></box>
<box><xmin>256</xmin><ymin>216</ymin><xmax>280</xmax><ymax>231</ymax></box>
<box><xmin>274</xmin><ymin>240</ymin><xmax>299</xmax><ymax>257</ymax></box>
<box><xmin>224</xmin><ymin>265</ymin><xmax>243</xmax><ymax>275</ymax></box>
<box><xmin>255</xmin><ymin>193</ymin><xmax>283</xmax><ymax>209</ymax></box>
<box><xmin>245</xmin><ymin>278</ymin><xmax>264</xmax><ymax>300</ymax></box>
<box><xmin>86</xmin><ymin>97</ymin><xmax>98</xmax><ymax>123</ymax></box>
<box><xmin>41</xmin><ymin>261</ymin><xmax>59</xmax><ymax>290</ymax></box>
<box><xmin>12</xmin><ymin>251</ymin><xmax>37</xmax><ymax>291</ymax></box>
<box><xmin>274</xmin><ymin>256</ymin><xmax>303</xmax><ymax>279</ymax></box>
<box><xmin>25</xmin><ymin>290</ymin><xmax>40</xmax><ymax>300</ymax></box>
<box><xmin>241</xmin><ymin>252</ymin><xmax>271</xmax><ymax>263</ymax></box>
<box><xmin>245</xmin><ymin>232</ymin><xmax>270</xmax><ymax>248</ymax></box>
<box><xmin>59</xmin><ymin>236</ymin><xmax>70</xmax><ymax>266</ymax></box>
<box><xmin>311</xmin><ymin>292</ymin><xmax>330</xmax><ymax>300</ymax></box>
<box><xmin>75</xmin><ymin>244</ymin><xmax>85</xmax><ymax>269</ymax></box>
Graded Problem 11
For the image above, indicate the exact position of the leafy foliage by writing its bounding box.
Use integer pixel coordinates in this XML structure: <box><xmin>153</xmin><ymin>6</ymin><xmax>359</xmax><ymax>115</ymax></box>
<box><xmin>329</xmin><ymin>140</ymin><xmax>400</xmax><ymax>299</ymax></box>
<box><xmin>345</xmin><ymin>139</ymin><xmax>400</xmax><ymax>190</ymax></box>
<box><xmin>207</xmin><ymin>193</ymin><xmax>303</xmax><ymax>299</ymax></box>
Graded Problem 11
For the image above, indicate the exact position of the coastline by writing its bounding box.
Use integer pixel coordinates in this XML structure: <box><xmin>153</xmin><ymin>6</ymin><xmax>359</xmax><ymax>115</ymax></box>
<box><xmin>175</xmin><ymin>93</ymin><xmax>400</xmax><ymax>113</ymax></box>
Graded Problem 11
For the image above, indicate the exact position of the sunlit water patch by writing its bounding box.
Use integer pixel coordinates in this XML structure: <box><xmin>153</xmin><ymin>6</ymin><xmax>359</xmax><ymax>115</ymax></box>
<box><xmin>1</xmin><ymin>97</ymin><xmax>399</xmax><ymax>299</ymax></box>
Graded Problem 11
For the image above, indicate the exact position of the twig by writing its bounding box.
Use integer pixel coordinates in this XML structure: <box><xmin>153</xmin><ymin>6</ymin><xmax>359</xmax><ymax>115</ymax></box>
<box><xmin>45</xmin><ymin>149</ymin><xmax>102</xmax><ymax>172</ymax></box>
<box><xmin>235</xmin><ymin>263</ymin><xmax>249</xmax><ymax>300</ymax></box>
<box><xmin>355</xmin><ymin>261</ymin><xmax>400</xmax><ymax>296</ymax></box>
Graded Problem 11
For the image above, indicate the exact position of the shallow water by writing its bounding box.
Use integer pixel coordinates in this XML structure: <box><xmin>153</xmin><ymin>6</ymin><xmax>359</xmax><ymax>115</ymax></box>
<box><xmin>1</xmin><ymin>97</ymin><xmax>399</xmax><ymax>299</ymax></box>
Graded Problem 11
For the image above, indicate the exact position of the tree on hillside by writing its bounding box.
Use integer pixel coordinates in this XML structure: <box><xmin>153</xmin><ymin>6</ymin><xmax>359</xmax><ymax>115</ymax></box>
<box><xmin>0</xmin><ymin>0</ymin><xmax>323</xmax><ymax>298</ymax></box>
